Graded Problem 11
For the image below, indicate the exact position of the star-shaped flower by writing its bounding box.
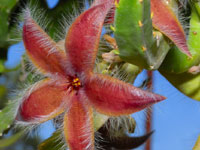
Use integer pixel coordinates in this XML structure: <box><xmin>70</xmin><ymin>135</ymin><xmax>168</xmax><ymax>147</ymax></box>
<box><xmin>16</xmin><ymin>1</ymin><xmax>165</xmax><ymax>149</ymax></box>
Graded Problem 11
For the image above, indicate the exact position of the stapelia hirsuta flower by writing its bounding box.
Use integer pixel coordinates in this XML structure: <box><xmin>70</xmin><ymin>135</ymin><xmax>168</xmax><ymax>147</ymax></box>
<box><xmin>16</xmin><ymin>1</ymin><xmax>165</xmax><ymax>150</ymax></box>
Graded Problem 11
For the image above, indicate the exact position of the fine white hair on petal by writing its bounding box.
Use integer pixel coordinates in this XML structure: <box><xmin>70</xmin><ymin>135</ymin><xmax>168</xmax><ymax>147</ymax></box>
<box><xmin>23</xmin><ymin>13</ymin><xmax>59</xmax><ymax>56</ymax></box>
<box><xmin>80</xmin><ymin>92</ymin><xmax>94</xmax><ymax>150</ymax></box>
<box><xmin>55</xmin><ymin>3</ymin><xmax>85</xmax><ymax>42</ymax></box>
<box><xmin>12</xmin><ymin>74</ymin><xmax>71</xmax><ymax>120</ymax></box>
<box><xmin>7</xmin><ymin>78</ymin><xmax>41</xmax><ymax>124</ymax></box>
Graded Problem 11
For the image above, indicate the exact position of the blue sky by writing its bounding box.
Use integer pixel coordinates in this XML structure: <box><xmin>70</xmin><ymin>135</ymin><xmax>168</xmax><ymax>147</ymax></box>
<box><xmin>3</xmin><ymin>0</ymin><xmax>200</xmax><ymax>149</ymax></box>
<box><xmin>133</xmin><ymin>70</ymin><xmax>200</xmax><ymax>150</ymax></box>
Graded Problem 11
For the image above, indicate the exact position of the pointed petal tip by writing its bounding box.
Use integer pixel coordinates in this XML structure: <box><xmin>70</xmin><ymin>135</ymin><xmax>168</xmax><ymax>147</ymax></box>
<box><xmin>151</xmin><ymin>93</ymin><xmax>166</xmax><ymax>103</ymax></box>
<box><xmin>186</xmin><ymin>50</ymin><xmax>192</xmax><ymax>58</ymax></box>
<box><xmin>157</xmin><ymin>94</ymin><xmax>166</xmax><ymax>101</ymax></box>
<box><xmin>180</xmin><ymin>44</ymin><xmax>192</xmax><ymax>57</ymax></box>
<box><xmin>137</xmin><ymin>93</ymin><xmax>166</xmax><ymax>109</ymax></box>
<box><xmin>85</xmin><ymin>73</ymin><xmax>166</xmax><ymax>116</ymax></box>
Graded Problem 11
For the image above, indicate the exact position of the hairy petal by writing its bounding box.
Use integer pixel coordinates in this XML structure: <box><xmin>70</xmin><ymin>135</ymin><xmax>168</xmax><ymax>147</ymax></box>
<box><xmin>17</xmin><ymin>78</ymin><xmax>71</xmax><ymax>122</ymax></box>
<box><xmin>84</xmin><ymin>74</ymin><xmax>165</xmax><ymax>116</ymax></box>
<box><xmin>64</xmin><ymin>95</ymin><xmax>94</xmax><ymax>150</ymax></box>
<box><xmin>151</xmin><ymin>0</ymin><xmax>191</xmax><ymax>56</ymax></box>
<box><xmin>23</xmin><ymin>10</ymin><xmax>67</xmax><ymax>76</ymax></box>
<box><xmin>65</xmin><ymin>1</ymin><xmax>114</xmax><ymax>74</ymax></box>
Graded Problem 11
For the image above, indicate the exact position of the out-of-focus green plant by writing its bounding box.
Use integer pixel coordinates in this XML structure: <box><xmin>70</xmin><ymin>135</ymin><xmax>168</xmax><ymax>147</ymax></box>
<box><xmin>0</xmin><ymin>0</ymin><xmax>85</xmax><ymax>63</ymax></box>
<box><xmin>0</xmin><ymin>0</ymin><xmax>18</xmax><ymax>54</ymax></box>
<box><xmin>0</xmin><ymin>131</ymin><xmax>24</xmax><ymax>149</ymax></box>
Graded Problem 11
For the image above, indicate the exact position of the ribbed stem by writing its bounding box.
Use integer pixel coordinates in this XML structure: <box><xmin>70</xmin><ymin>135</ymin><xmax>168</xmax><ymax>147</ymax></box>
<box><xmin>145</xmin><ymin>71</ymin><xmax>153</xmax><ymax>150</ymax></box>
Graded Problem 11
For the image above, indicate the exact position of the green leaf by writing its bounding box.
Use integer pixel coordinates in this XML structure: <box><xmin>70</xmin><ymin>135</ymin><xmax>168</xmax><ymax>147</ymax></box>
<box><xmin>114</xmin><ymin>0</ymin><xmax>169</xmax><ymax>70</ymax></box>
<box><xmin>38</xmin><ymin>130</ymin><xmax>64</xmax><ymax>150</ymax></box>
<box><xmin>0</xmin><ymin>0</ymin><xmax>18</xmax><ymax>11</ymax></box>
<box><xmin>0</xmin><ymin>103</ymin><xmax>16</xmax><ymax>135</ymax></box>
<box><xmin>0</xmin><ymin>10</ymin><xmax>9</xmax><ymax>46</ymax></box>
<box><xmin>0</xmin><ymin>0</ymin><xmax>18</xmax><ymax>47</ymax></box>
<box><xmin>0</xmin><ymin>131</ymin><xmax>24</xmax><ymax>149</ymax></box>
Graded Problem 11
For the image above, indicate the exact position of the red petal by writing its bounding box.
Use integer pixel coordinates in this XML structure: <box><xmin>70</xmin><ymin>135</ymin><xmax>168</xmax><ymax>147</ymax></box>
<box><xmin>23</xmin><ymin>11</ymin><xmax>67</xmax><ymax>76</ymax></box>
<box><xmin>84</xmin><ymin>74</ymin><xmax>165</xmax><ymax>116</ymax></box>
<box><xmin>64</xmin><ymin>95</ymin><xmax>94</xmax><ymax>150</ymax></box>
<box><xmin>151</xmin><ymin>0</ymin><xmax>191</xmax><ymax>56</ymax></box>
<box><xmin>65</xmin><ymin>1</ymin><xmax>114</xmax><ymax>74</ymax></box>
<box><xmin>17</xmin><ymin>78</ymin><xmax>71</xmax><ymax>122</ymax></box>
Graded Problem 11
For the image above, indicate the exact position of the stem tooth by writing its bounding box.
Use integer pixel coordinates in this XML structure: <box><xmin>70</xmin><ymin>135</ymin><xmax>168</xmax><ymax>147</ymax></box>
<box><xmin>138</xmin><ymin>20</ymin><xmax>143</xmax><ymax>27</ymax></box>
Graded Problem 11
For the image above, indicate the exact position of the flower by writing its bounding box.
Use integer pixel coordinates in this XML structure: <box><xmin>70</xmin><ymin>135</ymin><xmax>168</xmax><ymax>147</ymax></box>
<box><xmin>16</xmin><ymin>1</ymin><xmax>165</xmax><ymax>149</ymax></box>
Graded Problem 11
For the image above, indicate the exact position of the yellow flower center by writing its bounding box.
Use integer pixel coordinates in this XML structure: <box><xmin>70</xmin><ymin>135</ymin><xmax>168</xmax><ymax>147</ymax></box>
<box><xmin>72</xmin><ymin>77</ymin><xmax>81</xmax><ymax>89</ymax></box>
